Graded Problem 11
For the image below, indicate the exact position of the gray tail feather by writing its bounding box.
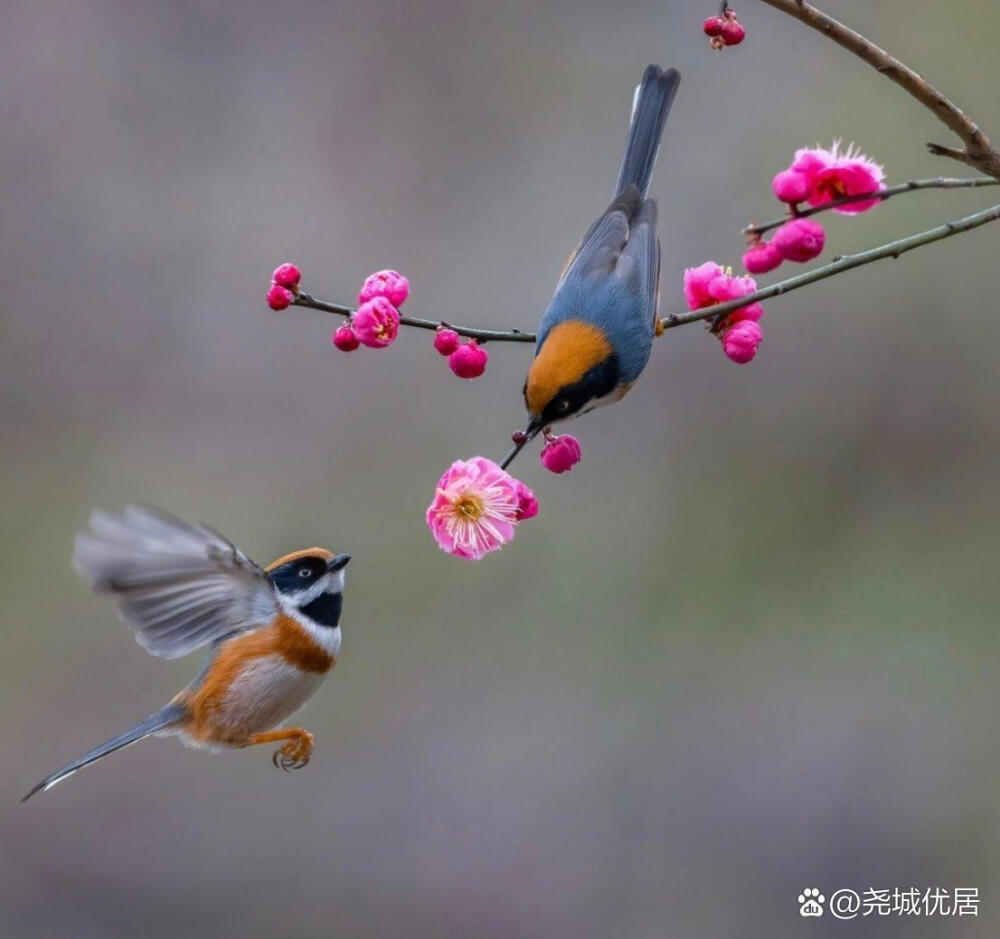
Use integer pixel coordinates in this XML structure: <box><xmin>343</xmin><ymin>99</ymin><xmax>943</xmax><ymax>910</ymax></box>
<box><xmin>614</xmin><ymin>65</ymin><xmax>680</xmax><ymax>198</ymax></box>
<box><xmin>21</xmin><ymin>702</ymin><xmax>186</xmax><ymax>803</ymax></box>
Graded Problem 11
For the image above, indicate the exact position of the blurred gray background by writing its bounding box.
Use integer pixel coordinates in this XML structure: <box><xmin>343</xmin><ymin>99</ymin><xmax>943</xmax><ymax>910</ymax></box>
<box><xmin>2</xmin><ymin>1</ymin><xmax>999</xmax><ymax>936</ymax></box>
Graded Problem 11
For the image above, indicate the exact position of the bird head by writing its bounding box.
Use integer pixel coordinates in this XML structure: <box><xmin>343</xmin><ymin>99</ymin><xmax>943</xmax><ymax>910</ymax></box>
<box><xmin>501</xmin><ymin>320</ymin><xmax>618</xmax><ymax>467</ymax></box>
<box><xmin>267</xmin><ymin>548</ymin><xmax>351</xmax><ymax>628</ymax></box>
<box><xmin>524</xmin><ymin>320</ymin><xmax>619</xmax><ymax>426</ymax></box>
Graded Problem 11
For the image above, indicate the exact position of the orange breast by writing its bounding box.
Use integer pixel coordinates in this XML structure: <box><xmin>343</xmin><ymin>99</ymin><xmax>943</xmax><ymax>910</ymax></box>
<box><xmin>182</xmin><ymin>615</ymin><xmax>334</xmax><ymax>744</ymax></box>
<box><xmin>525</xmin><ymin>321</ymin><xmax>612</xmax><ymax>417</ymax></box>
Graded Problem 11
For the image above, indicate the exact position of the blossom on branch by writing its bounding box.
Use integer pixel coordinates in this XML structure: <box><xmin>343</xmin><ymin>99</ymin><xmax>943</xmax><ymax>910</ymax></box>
<box><xmin>540</xmin><ymin>435</ymin><xmax>582</xmax><ymax>474</ymax></box>
<box><xmin>785</xmin><ymin>142</ymin><xmax>885</xmax><ymax>213</ymax></box>
<box><xmin>353</xmin><ymin>296</ymin><xmax>401</xmax><ymax>348</ymax></box>
<box><xmin>426</xmin><ymin>457</ymin><xmax>536</xmax><ymax>560</ymax></box>
<box><xmin>448</xmin><ymin>340</ymin><xmax>489</xmax><ymax>378</ymax></box>
<box><xmin>358</xmin><ymin>269</ymin><xmax>410</xmax><ymax>307</ymax></box>
<box><xmin>772</xmin><ymin>217</ymin><xmax>826</xmax><ymax>262</ymax></box>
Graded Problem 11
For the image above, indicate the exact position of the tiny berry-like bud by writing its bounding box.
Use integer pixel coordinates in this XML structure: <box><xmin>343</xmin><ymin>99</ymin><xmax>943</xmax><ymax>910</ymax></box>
<box><xmin>266</xmin><ymin>284</ymin><xmax>294</xmax><ymax>311</ymax></box>
<box><xmin>703</xmin><ymin>16</ymin><xmax>724</xmax><ymax>36</ymax></box>
<box><xmin>722</xmin><ymin>320</ymin><xmax>763</xmax><ymax>364</ymax></box>
<box><xmin>772</xmin><ymin>218</ymin><xmax>826</xmax><ymax>263</ymax></box>
<box><xmin>742</xmin><ymin>241</ymin><xmax>783</xmax><ymax>275</ymax></box>
<box><xmin>434</xmin><ymin>328</ymin><xmax>461</xmax><ymax>356</ymax></box>
<box><xmin>271</xmin><ymin>263</ymin><xmax>301</xmax><ymax>289</ymax></box>
<box><xmin>358</xmin><ymin>269</ymin><xmax>410</xmax><ymax>308</ymax></box>
<box><xmin>511</xmin><ymin>430</ymin><xmax>527</xmax><ymax>446</ymax></box>
<box><xmin>332</xmin><ymin>324</ymin><xmax>360</xmax><ymax>352</ymax></box>
<box><xmin>448</xmin><ymin>340</ymin><xmax>489</xmax><ymax>379</ymax></box>
<box><xmin>540</xmin><ymin>434</ymin><xmax>582</xmax><ymax>474</ymax></box>
<box><xmin>720</xmin><ymin>19</ymin><xmax>746</xmax><ymax>45</ymax></box>
<box><xmin>772</xmin><ymin>168</ymin><xmax>813</xmax><ymax>204</ymax></box>
<box><xmin>353</xmin><ymin>296</ymin><xmax>401</xmax><ymax>348</ymax></box>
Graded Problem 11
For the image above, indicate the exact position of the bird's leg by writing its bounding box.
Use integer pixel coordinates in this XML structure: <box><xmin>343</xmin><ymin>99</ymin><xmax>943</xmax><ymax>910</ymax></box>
<box><xmin>244</xmin><ymin>728</ymin><xmax>314</xmax><ymax>770</ymax></box>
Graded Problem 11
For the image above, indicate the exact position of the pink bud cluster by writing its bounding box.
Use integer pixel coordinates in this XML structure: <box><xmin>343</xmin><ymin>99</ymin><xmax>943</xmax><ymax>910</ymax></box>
<box><xmin>744</xmin><ymin>143</ymin><xmax>885</xmax><ymax>274</ymax></box>
<box><xmin>684</xmin><ymin>262</ymin><xmax>764</xmax><ymax>365</ymax></box>
<box><xmin>330</xmin><ymin>270</ymin><xmax>410</xmax><ymax>352</ymax></box>
<box><xmin>266</xmin><ymin>263</ymin><xmax>302</xmax><ymax>310</ymax></box>
<box><xmin>703</xmin><ymin>7</ymin><xmax>745</xmax><ymax>49</ymax></box>
<box><xmin>433</xmin><ymin>327</ymin><xmax>489</xmax><ymax>379</ymax></box>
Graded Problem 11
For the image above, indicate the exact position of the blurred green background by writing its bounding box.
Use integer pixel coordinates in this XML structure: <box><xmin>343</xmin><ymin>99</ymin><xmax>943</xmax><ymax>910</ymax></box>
<box><xmin>2</xmin><ymin>1</ymin><xmax>999</xmax><ymax>936</ymax></box>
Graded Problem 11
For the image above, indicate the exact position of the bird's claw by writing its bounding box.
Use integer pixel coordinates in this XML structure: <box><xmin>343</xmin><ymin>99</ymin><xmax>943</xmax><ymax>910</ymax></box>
<box><xmin>271</xmin><ymin>732</ymin><xmax>313</xmax><ymax>771</ymax></box>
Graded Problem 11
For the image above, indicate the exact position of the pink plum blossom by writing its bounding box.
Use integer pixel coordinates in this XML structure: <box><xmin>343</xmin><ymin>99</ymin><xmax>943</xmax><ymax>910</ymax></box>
<box><xmin>772</xmin><ymin>218</ymin><xmax>826</xmax><ymax>262</ymax></box>
<box><xmin>514</xmin><ymin>480</ymin><xmax>539</xmax><ymax>521</ymax></box>
<box><xmin>683</xmin><ymin>262</ymin><xmax>762</xmax><ymax>325</ymax></box>
<box><xmin>772</xmin><ymin>168</ymin><xmax>813</xmax><ymax>204</ymax></box>
<box><xmin>434</xmin><ymin>328</ymin><xmax>461</xmax><ymax>356</ymax></box>
<box><xmin>271</xmin><ymin>263</ymin><xmax>301</xmax><ymax>289</ymax></box>
<box><xmin>332</xmin><ymin>324</ymin><xmax>359</xmax><ymax>352</ymax></box>
<box><xmin>352</xmin><ymin>297</ymin><xmax>400</xmax><ymax>348</ymax></box>
<box><xmin>791</xmin><ymin>142</ymin><xmax>885</xmax><ymax>214</ymax></box>
<box><xmin>742</xmin><ymin>241</ymin><xmax>783</xmax><ymax>274</ymax></box>
<box><xmin>721</xmin><ymin>320</ymin><xmax>763</xmax><ymax>364</ymax></box>
<box><xmin>426</xmin><ymin>456</ymin><xmax>531</xmax><ymax>560</ymax></box>
<box><xmin>266</xmin><ymin>284</ymin><xmax>294</xmax><ymax>311</ymax></box>
<box><xmin>448</xmin><ymin>340</ymin><xmax>489</xmax><ymax>378</ymax></box>
<box><xmin>540</xmin><ymin>434</ymin><xmax>582</xmax><ymax>474</ymax></box>
<box><xmin>358</xmin><ymin>269</ymin><xmax>410</xmax><ymax>307</ymax></box>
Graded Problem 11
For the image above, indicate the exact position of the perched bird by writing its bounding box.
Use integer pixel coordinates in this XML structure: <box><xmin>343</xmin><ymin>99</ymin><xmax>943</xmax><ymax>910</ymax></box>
<box><xmin>22</xmin><ymin>506</ymin><xmax>351</xmax><ymax>802</ymax></box>
<box><xmin>502</xmin><ymin>65</ymin><xmax>680</xmax><ymax>467</ymax></box>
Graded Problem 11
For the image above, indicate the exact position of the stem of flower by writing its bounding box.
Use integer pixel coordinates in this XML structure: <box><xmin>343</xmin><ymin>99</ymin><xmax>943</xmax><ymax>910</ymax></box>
<box><xmin>294</xmin><ymin>293</ymin><xmax>536</xmax><ymax>343</ymax></box>
<box><xmin>661</xmin><ymin>202</ymin><xmax>1000</xmax><ymax>331</ymax></box>
<box><xmin>745</xmin><ymin>177</ymin><xmax>1000</xmax><ymax>238</ymax></box>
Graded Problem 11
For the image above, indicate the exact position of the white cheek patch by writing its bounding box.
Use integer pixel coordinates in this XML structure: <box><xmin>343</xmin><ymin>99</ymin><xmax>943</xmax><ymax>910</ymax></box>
<box><xmin>284</xmin><ymin>573</ymin><xmax>334</xmax><ymax>607</ymax></box>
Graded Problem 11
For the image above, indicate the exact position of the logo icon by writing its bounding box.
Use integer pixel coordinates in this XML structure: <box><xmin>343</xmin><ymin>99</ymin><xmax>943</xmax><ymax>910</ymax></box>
<box><xmin>798</xmin><ymin>888</ymin><xmax>825</xmax><ymax>917</ymax></box>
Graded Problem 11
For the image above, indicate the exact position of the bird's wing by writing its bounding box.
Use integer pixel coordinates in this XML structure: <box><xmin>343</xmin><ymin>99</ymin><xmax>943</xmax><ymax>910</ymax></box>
<box><xmin>72</xmin><ymin>505</ymin><xmax>278</xmax><ymax>659</ymax></box>
<box><xmin>555</xmin><ymin>186</ymin><xmax>643</xmax><ymax>292</ymax></box>
<box><xmin>614</xmin><ymin>197</ymin><xmax>660</xmax><ymax>324</ymax></box>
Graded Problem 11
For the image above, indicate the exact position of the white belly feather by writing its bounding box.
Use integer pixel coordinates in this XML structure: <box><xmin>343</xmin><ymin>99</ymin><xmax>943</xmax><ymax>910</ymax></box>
<box><xmin>217</xmin><ymin>654</ymin><xmax>324</xmax><ymax>737</ymax></box>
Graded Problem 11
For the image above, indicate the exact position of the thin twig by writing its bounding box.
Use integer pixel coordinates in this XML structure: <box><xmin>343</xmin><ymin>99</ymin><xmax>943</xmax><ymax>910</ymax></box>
<box><xmin>745</xmin><ymin>177</ymin><xmax>1000</xmax><ymax>237</ymax></box>
<box><xmin>661</xmin><ymin>202</ymin><xmax>1000</xmax><ymax>331</ymax></box>
<box><xmin>755</xmin><ymin>0</ymin><xmax>1000</xmax><ymax>178</ymax></box>
<box><xmin>294</xmin><ymin>293</ymin><xmax>536</xmax><ymax>343</ymax></box>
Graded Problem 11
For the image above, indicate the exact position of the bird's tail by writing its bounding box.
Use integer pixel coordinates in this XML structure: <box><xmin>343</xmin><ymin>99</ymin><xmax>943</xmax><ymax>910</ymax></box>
<box><xmin>614</xmin><ymin>65</ymin><xmax>680</xmax><ymax>198</ymax></box>
<box><xmin>21</xmin><ymin>701</ymin><xmax>186</xmax><ymax>803</ymax></box>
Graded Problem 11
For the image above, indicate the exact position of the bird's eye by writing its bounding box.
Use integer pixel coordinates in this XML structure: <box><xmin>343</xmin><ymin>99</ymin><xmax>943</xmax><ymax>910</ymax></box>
<box><xmin>298</xmin><ymin>568</ymin><xmax>313</xmax><ymax>579</ymax></box>
<box><xmin>557</xmin><ymin>399</ymin><xmax>571</xmax><ymax>412</ymax></box>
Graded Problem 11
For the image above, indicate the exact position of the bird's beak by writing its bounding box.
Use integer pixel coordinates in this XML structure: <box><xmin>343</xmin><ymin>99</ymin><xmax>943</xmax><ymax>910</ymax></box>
<box><xmin>499</xmin><ymin>419</ymin><xmax>542</xmax><ymax>470</ymax></box>
<box><xmin>328</xmin><ymin>553</ymin><xmax>351</xmax><ymax>572</ymax></box>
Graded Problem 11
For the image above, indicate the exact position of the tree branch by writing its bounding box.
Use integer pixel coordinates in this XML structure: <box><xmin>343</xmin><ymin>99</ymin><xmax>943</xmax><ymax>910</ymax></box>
<box><xmin>661</xmin><ymin>202</ymin><xmax>1000</xmax><ymax>331</ymax></box>
<box><xmin>745</xmin><ymin>176</ymin><xmax>999</xmax><ymax>237</ymax></box>
<box><xmin>294</xmin><ymin>293</ymin><xmax>536</xmax><ymax>343</ymax></box>
<box><xmin>756</xmin><ymin>0</ymin><xmax>1000</xmax><ymax>179</ymax></box>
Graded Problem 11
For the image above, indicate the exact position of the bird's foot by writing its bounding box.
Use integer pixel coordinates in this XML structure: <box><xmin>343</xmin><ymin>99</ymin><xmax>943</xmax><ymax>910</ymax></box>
<box><xmin>271</xmin><ymin>730</ymin><xmax>314</xmax><ymax>771</ymax></box>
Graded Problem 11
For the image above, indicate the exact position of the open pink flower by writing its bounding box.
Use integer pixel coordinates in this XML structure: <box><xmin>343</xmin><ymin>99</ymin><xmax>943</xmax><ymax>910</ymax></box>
<box><xmin>358</xmin><ymin>269</ymin><xmax>410</xmax><ymax>307</ymax></box>
<box><xmin>426</xmin><ymin>457</ymin><xmax>533</xmax><ymax>560</ymax></box>
<box><xmin>683</xmin><ymin>262</ymin><xmax>762</xmax><ymax>327</ymax></box>
<box><xmin>791</xmin><ymin>141</ymin><xmax>884</xmax><ymax>214</ymax></box>
<box><xmin>352</xmin><ymin>296</ymin><xmax>400</xmax><ymax>348</ymax></box>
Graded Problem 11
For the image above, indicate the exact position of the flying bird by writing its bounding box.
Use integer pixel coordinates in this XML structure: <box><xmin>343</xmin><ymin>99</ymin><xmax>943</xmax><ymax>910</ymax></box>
<box><xmin>22</xmin><ymin>506</ymin><xmax>351</xmax><ymax>801</ymax></box>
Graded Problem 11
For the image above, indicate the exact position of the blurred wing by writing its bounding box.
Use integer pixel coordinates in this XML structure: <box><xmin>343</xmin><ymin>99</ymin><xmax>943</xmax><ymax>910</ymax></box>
<box><xmin>72</xmin><ymin>505</ymin><xmax>278</xmax><ymax>659</ymax></box>
<box><xmin>555</xmin><ymin>186</ymin><xmax>642</xmax><ymax>292</ymax></box>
